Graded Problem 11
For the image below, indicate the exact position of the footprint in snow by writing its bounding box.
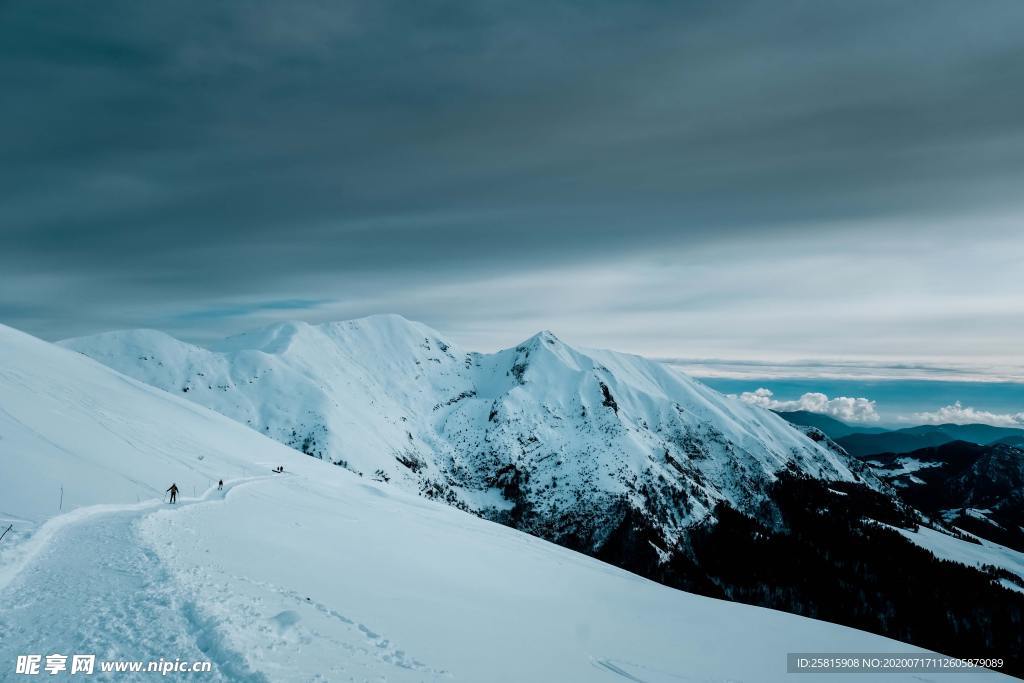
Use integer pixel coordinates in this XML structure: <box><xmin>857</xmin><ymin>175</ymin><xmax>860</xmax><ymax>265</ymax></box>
<box><xmin>270</xmin><ymin>609</ymin><xmax>301</xmax><ymax>638</ymax></box>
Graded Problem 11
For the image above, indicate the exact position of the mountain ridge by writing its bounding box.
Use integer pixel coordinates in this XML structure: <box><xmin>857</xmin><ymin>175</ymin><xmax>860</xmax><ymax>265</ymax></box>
<box><xmin>836</xmin><ymin>423</ymin><xmax>1024</xmax><ymax>457</ymax></box>
<box><xmin>773</xmin><ymin>410</ymin><xmax>887</xmax><ymax>438</ymax></box>
<box><xmin>773</xmin><ymin>410</ymin><xmax>1024</xmax><ymax>456</ymax></box>
<box><xmin>62</xmin><ymin>315</ymin><xmax>871</xmax><ymax>554</ymax></box>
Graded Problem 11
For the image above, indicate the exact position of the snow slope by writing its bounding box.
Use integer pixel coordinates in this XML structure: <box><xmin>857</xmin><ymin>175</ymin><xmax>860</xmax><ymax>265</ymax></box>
<box><xmin>139</xmin><ymin>472</ymin><xmax>1009</xmax><ymax>683</ymax></box>
<box><xmin>891</xmin><ymin>524</ymin><xmax>1024</xmax><ymax>585</ymax></box>
<box><xmin>62</xmin><ymin>316</ymin><xmax>873</xmax><ymax>551</ymax></box>
<box><xmin>0</xmin><ymin>323</ymin><xmax>311</xmax><ymax>526</ymax></box>
<box><xmin>1</xmin><ymin>480</ymin><xmax>272</xmax><ymax>682</ymax></box>
<box><xmin>1</xmin><ymin>323</ymin><xmax>1006</xmax><ymax>681</ymax></box>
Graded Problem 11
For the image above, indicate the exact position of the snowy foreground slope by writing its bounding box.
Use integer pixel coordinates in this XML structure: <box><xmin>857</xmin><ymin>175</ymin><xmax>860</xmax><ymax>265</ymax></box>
<box><xmin>0</xmin><ymin>324</ymin><xmax>1009</xmax><ymax>681</ymax></box>
<box><xmin>0</xmin><ymin>324</ymin><xmax>314</xmax><ymax>525</ymax></box>
<box><xmin>62</xmin><ymin>316</ymin><xmax>871</xmax><ymax>552</ymax></box>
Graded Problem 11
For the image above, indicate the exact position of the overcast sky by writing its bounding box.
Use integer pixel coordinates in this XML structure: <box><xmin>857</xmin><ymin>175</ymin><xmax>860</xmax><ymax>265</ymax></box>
<box><xmin>3</xmin><ymin>0</ymin><xmax>1024</xmax><ymax>370</ymax></box>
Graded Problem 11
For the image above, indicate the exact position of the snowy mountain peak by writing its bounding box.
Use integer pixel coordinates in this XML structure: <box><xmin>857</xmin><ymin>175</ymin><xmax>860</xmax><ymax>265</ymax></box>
<box><xmin>61</xmin><ymin>316</ymin><xmax>874</xmax><ymax>555</ymax></box>
<box><xmin>503</xmin><ymin>329</ymin><xmax>600</xmax><ymax>382</ymax></box>
<box><xmin>61</xmin><ymin>327</ymin><xmax>193</xmax><ymax>356</ymax></box>
<box><xmin>210</xmin><ymin>314</ymin><xmax>456</xmax><ymax>358</ymax></box>
<box><xmin>521</xmin><ymin>329</ymin><xmax>561</xmax><ymax>347</ymax></box>
<box><xmin>211</xmin><ymin>320</ymin><xmax>316</xmax><ymax>354</ymax></box>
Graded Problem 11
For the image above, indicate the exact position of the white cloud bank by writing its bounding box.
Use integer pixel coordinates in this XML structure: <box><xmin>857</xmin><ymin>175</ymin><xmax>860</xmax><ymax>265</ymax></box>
<box><xmin>910</xmin><ymin>401</ymin><xmax>1024</xmax><ymax>428</ymax></box>
<box><xmin>738</xmin><ymin>387</ymin><xmax>880</xmax><ymax>423</ymax></box>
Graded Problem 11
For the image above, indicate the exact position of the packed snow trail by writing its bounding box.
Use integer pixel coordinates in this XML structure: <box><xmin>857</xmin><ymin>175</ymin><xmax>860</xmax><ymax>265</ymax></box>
<box><xmin>0</xmin><ymin>479</ymin><xmax>270</xmax><ymax>681</ymax></box>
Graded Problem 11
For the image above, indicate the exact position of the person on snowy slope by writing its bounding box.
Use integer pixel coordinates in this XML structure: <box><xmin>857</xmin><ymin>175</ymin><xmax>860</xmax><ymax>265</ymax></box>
<box><xmin>166</xmin><ymin>483</ymin><xmax>178</xmax><ymax>504</ymax></box>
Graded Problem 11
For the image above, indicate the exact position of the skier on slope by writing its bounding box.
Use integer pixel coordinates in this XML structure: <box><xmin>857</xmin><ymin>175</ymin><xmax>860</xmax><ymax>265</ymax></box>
<box><xmin>166</xmin><ymin>483</ymin><xmax>179</xmax><ymax>504</ymax></box>
<box><xmin>218</xmin><ymin>479</ymin><xmax>223</xmax><ymax>490</ymax></box>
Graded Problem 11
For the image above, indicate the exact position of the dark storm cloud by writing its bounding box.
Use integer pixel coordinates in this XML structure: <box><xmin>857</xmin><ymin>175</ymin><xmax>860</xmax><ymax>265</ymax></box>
<box><xmin>3</xmin><ymin>0</ymin><xmax>1024</xmax><ymax>343</ymax></box>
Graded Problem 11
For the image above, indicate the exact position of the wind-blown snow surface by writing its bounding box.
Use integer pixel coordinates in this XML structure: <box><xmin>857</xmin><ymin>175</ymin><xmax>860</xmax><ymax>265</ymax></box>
<box><xmin>1</xmin><ymin>323</ymin><xmax>1008</xmax><ymax>681</ymax></box>
<box><xmin>63</xmin><ymin>316</ymin><xmax>869</xmax><ymax>549</ymax></box>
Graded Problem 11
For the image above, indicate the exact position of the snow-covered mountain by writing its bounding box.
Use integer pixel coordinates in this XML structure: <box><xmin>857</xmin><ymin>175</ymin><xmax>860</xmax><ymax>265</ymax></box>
<box><xmin>62</xmin><ymin>315</ymin><xmax>873</xmax><ymax>555</ymax></box>
<box><xmin>2</xmin><ymin>323</ymin><xmax>967</xmax><ymax>682</ymax></box>
<box><xmin>862</xmin><ymin>440</ymin><xmax>1024</xmax><ymax>552</ymax></box>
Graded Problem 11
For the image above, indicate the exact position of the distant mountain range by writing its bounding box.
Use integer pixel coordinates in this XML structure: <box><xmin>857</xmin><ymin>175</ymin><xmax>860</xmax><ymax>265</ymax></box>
<box><xmin>858</xmin><ymin>440</ymin><xmax>1024</xmax><ymax>553</ymax></box>
<box><xmin>775</xmin><ymin>411</ymin><xmax>1024</xmax><ymax>554</ymax></box>
<box><xmin>775</xmin><ymin>410</ymin><xmax>1024</xmax><ymax>457</ymax></box>
<box><xmin>773</xmin><ymin>410</ymin><xmax>887</xmax><ymax>439</ymax></box>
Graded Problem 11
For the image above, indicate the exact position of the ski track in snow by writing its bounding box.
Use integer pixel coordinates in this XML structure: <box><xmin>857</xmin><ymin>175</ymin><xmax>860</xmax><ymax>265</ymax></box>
<box><xmin>0</xmin><ymin>479</ymin><xmax>271</xmax><ymax>681</ymax></box>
